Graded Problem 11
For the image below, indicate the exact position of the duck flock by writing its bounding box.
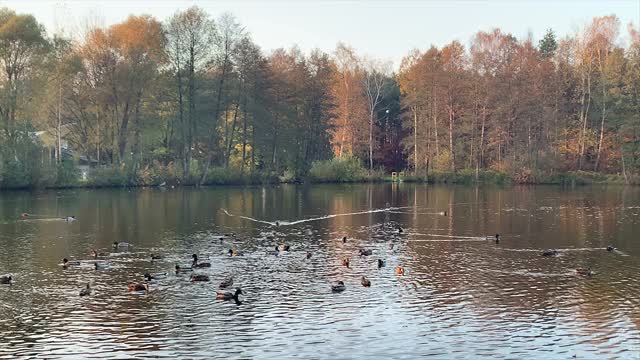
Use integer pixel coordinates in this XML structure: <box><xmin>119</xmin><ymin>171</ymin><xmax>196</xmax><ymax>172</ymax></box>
<box><xmin>0</xmin><ymin>211</ymin><xmax>621</xmax><ymax>302</ymax></box>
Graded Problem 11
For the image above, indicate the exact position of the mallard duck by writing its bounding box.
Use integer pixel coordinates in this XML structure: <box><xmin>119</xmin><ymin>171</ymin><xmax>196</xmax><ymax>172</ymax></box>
<box><xmin>331</xmin><ymin>281</ymin><xmax>346</xmax><ymax>293</ymax></box>
<box><xmin>542</xmin><ymin>249</ymin><xmax>558</xmax><ymax>257</ymax></box>
<box><xmin>62</xmin><ymin>258</ymin><xmax>81</xmax><ymax>268</ymax></box>
<box><xmin>79</xmin><ymin>283</ymin><xmax>91</xmax><ymax>296</ymax></box>
<box><xmin>606</xmin><ymin>246</ymin><xmax>615</xmax><ymax>252</ymax></box>
<box><xmin>151</xmin><ymin>254</ymin><xmax>163</xmax><ymax>261</ymax></box>
<box><xmin>488</xmin><ymin>234</ymin><xmax>500</xmax><ymax>243</ymax></box>
<box><xmin>228</xmin><ymin>249</ymin><xmax>239</xmax><ymax>257</ymax></box>
<box><xmin>216</xmin><ymin>288</ymin><xmax>242</xmax><ymax>301</ymax></box>
<box><xmin>361</xmin><ymin>276</ymin><xmax>371</xmax><ymax>287</ymax></box>
<box><xmin>219</xmin><ymin>276</ymin><xmax>234</xmax><ymax>289</ymax></box>
<box><xmin>190</xmin><ymin>274</ymin><xmax>210</xmax><ymax>282</ymax></box>
<box><xmin>306</xmin><ymin>252</ymin><xmax>312</xmax><ymax>259</ymax></box>
<box><xmin>144</xmin><ymin>272</ymin><xmax>168</xmax><ymax>281</ymax></box>
<box><xmin>20</xmin><ymin>213</ymin><xmax>30</xmax><ymax>219</ymax></box>
<box><xmin>576</xmin><ymin>267</ymin><xmax>593</xmax><ymax>276</ymax></box>
<box><xmin>342</xmin><ymin>236</ymin><xmax>347</xmax><ymax>243</ymax></box>
<box><xmin>175</xmin><ymin>264</ymin><xmax>193</xmax><ymax>273</ymax></box>
<box><xmin>342</xmin><ymin>258</ymin><xmax>350</xmax><ymax>268</ymax></box>
<box><xmin>439</xmin><ymin>211</ymin><xmax>448</xmax><ymax>216</ymax></box>
<box><xmin>276</xmin><ymin>244</ymin><xmax>290</xmax><ymax>252</ymax></box>
<box><xmin>64</xmin><ymin>216</ymin><xmax>76</xmax><ymax>222</ymax></box>
<box><xmin>395</xmin><ymin>266</ymin><xmax>405</xmax><ymax>276</ymax></box>
<box><xmin>113</xmin><ymin>241</ymin><xmax>132</xmax><ymax>249</ymax></box>
<box><xmin>397</xmin><ymin>226</ymin><xmax>404</xmax><ymax>234</ymax></box>
<box><xmin>378</xmin><ymin>259</ymin><xmax>385</xmax><ymax>268</ymax></box>
<box><xmin>128</xmin><ymin>283</ymin><xmax>149</xmax><ymax>292</ymax></box>
<box><xmin>94</xmin><ymin>262</ymin><xmax>110</xmax><ymax>270</ymax></box>
<box><xmin>91</xmin><ymin>249</ymin><xmax>109</xmax><ymax>259</ymax></box>
<box><xmin>0</xmin><ymin>275</ymin><xmax>12</xmax><ymax>284</ymax></box>
<box><xmin>359</xmin><ymin>249</ymin><xmax>373</xmax><ymax>256</ymax></box>
<box><xmin>192</xmin><ymin>254</ymin><xmax>211</xmax><ymax>268</ymax></box>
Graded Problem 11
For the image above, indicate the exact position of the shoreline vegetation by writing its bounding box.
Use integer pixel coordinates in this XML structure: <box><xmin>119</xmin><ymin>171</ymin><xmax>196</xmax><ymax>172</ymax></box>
<box><xmin>1</xmin><ymin>8</ymin><xmax>640</xmax><ymax>192</ymax></box>
<box><xmin>0</xmin><ymin>157</ymin><xmax>635</xmax><ymax>191</ymax></box>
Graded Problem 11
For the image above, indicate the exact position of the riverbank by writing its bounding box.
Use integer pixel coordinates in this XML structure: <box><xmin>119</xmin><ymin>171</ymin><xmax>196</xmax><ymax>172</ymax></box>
<box><xmin>0</xmin><ymin>164</ymin><xmax>635</xmax><ymax>191</ymax></box>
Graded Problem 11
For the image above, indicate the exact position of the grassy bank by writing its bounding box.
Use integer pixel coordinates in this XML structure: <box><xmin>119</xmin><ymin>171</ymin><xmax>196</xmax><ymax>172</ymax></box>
<box><xmin>0</xmin><ymin>158</ymin><xmax>636</xmax><ymax>191</ymax></box>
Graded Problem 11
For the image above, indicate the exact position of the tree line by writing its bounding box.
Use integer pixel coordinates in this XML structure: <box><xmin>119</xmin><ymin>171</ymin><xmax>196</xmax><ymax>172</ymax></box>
<box><xmin>0</xmin><ymin>7</ymin><xmax>639</xmax><ymax>187</ymax></box>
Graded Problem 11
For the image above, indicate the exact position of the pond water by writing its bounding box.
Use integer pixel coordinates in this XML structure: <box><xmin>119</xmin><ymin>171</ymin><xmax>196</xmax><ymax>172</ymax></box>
<box><xmin>0</xmin><ymin>184</ymin><xmax>639</xmax><ymax>359</ymax></box>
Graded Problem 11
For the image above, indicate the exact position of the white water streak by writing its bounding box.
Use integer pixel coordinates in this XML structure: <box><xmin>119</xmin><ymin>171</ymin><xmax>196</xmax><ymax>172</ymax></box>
<box><xmin>222</xmin><ymin>207</ymin><xmax>411</xmax><ymax>226</ymax></box>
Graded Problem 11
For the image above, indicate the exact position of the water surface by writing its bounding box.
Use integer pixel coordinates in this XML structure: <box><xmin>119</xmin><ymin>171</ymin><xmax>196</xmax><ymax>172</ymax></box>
<box><xmin>1</xmin><ymin>184</ymin><xmax>639</xmax><ymax>359</ymax></box>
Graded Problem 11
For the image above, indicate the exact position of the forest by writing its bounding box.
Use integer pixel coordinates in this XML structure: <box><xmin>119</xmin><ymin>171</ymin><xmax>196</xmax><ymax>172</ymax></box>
<box><xmin>0</xmin><ymin>7</ymin><xmax>639</xmax><ymax>188</ymax></box>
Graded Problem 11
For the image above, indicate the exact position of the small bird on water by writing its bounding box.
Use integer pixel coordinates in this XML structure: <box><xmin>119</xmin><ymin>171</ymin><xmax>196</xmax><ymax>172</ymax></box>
<box><xmin>331</xmin><ymin>281</ymin><xmax>346</xmax><ymax>293</ymax></box>
<box><xmin>361</xmin><ymin>276</ymin><xmax>371</xmax><ymax>287</ymax></box>
<box><xmin>79</xmin><ymin>283</ymin><xmax>91</xmax><ymax>296</ymax></box>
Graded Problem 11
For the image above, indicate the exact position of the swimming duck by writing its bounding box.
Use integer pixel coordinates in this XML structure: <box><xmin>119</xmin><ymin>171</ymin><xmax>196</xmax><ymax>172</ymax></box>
<box><xmin>144</xmin><ymin>272</ymin><xmax>168</xmax><ymax>281</ymax></box>
<box><xmin>576</xmin><ymin>267</ymin><xmax>593</xmax><ymax>276</ymax></box>
<box><xmin>439</xmin><ymin>211</ymin><xmax>448</xmax><ymax>216</ymax></box>
<box><xmin>0</xmin><ymin>275</ymin><xmax>12</xmax><ymax>284</ymax></box>
<box><xmin>306</xmin><ymin>252</ymin><xmax>312</xmax><ymax>259</ymax></box>
<box><xmin>192</xmin><ymin>254</ymin><xmax>211</xmax><ymax>268</ymax></box>
<box><xmin>397</xmin><ymin>226</ymin><xmax>404</xmax><ymax>234</ymax></box>
<box><xmin>275</xmin><ymin>244</ymin><xmax>290</xmax><ymax>252</ymax></box>
<box><xmin>491</xmin><ymin>234</ymin><xmax>500</xmax><ymax>244</ymax></box>
<box><xmin>542</xmin><ymin>249</ymin><xmax>558</xmax><ymax>257</ymax></box>
<box><xmin>62</xmin><ymin>258</ymin><xmax>81</xmax><ymax>268</ymax></box>
<box><xmin>79</xmin><ymin>283</ymin><xmax>91</xmax><ymax>296</ymax></box>
<box><xmin>94</xmin><ymin>262</ymin><xmax>110</xmax><ymax>270</ymax></box>
<box><xmin>219</xmin><ymin>276</ymin><xmax>234</xmax><ymax>289</ymax></box>
<box><xmin>91</xmin><ymin>249</ymin><xmax>109</xmax><ymax>259</ymax></box>
<box><xmin>216</xmin><ymin>288</ymin><xmax>243</xmax><ymax>301</ymax></box>
<box><xmin>64</xmin><ymin>216</ymin><xmax>76</xmax><ymax>222</ymax></box>
<box><xmin>331</xmin><ymin>281</ymin><xmax>346</xmax><ymax>293</ymax></box>
<box><xmin>275</xmin><ymin>221</ymin><xmax>280</xmax><ymax>227</ymax></box>
<box><xmin>378</xmin><ymin>259</ymin><xmax>385</xmax><ymax>268</ymax></box>
<box><xmin>361</xmin><ymin>276</ymin><xmax>371</xmax><ymax>287</ymax></box>
<box><xmin>395</xmin><ymin>266</ymin><xmax>405</xmax><ymax>276</ymax></box>
<box><xmin>151</xmin><ymin>254</ymin><xmax>163</xmax><ymax>261</ymax></box>
<box><xmin>342</xmin><ymin>236</ymin><xmax>347</xmax><ymax>243</ymax></box>
<box><xmin>175</xmin><ymin>264</ymin><xmax>193</xmax><ymax>273</ymax></box>
<box><xmin>128</xmin><ymin>283</ymin><xmax>149</xmax><ymax>292</ymax></box>
<box><xmin>20</xmin><ymin>213</ymin><xmax>29</xmax><ymax>219</ymax></box>
<box><xmin>342</xmin><ymin>258</ymin><xmax>350</xmax><ymax>268</ymax></box>
<box><xmin>113</xmin><ymin>241</ymin><xmax>132</xmax><ymax>249</ymax></box>
<box><xmin>359</xmin><ymin>249</ymin><xmax>373</xmax><ymax>256</ymax></box>
<box><xmin>606</xmin><ymin>246</ymin><xmax>615</xmax><ymax>252</ymax></box>
<box><xmin>228</xmin><ymin>249</ymin><xmax>239</xmax><ymax>257</ymax></box>
<box><xmin>190</xmin><ymin>274</ymin><xmax>210</xmax><ymax>282</ymax></box>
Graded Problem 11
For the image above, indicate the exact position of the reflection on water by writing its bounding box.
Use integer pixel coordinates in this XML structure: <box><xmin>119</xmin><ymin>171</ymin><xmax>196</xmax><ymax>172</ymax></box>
<box><xmin>1</xmin><ymin>184</ymin><xmax>639</xmax><ymax>359</ymax></box>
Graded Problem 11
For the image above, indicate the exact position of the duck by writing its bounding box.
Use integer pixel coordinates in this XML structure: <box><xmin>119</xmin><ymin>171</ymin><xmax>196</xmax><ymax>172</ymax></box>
<box><xmin>359</xmin><ymin>249</ymin><xmax>373</xmax><ymax>256</ymax></box>
<box><xmin>395</xmin><ymin>266</ymin><xmax>405</xmax><ymax>276</ymax></box>
<box><xmin>439</xmin><ymin>211</ymin><xmax>448</xmax><ymax>216</ymax></box>
<box><xmin>128</xmin><ymin>283</ymin><xmax>149</xmax><ymax>292</ymax></box>
<box><xmin>20</xmin><ymin>213</ymin><xmax>30</xmax><ymax>219</ymax></box>
<box><xmin>361</xmin><ymin>276</ymin><xmax>371</xmax><ymax>287</ymax></box>
<box><xmin>62</xmin><ymin>258</ymin><xmax>81</xmax><ymax>268</ymax></box>
<box><xmin>192</xmin><ymin>254</ymin><xmax>211</xmax><ymax>268</ymax></box>
<box><xmin>113</xmin><ymin>241</ymin><xmax>132</xmax><ymax>249</ymax></box>
<box><xmin>216</xmin><ymin>288</ymin><xmax>243</xmax><ymax>301</ymax></box>
<box><xmin>542</xmin><ymin>249</ymin><xmax>558</xmax><ymax>257</ymax></box>
<box><xmin>228</xmin><ymin>249</ymin><xmax>239</xmax><ymax>257</ymax></box>
<box><xmin>342</xmin><ymin>236</ymin><xmax>347</xmax><ymax>243</ymax></box>
<box><xmin>64</xmin><ymin>216</ymin><xmax>76</xmax><ymax>222</ymax></box>
<box><xmin>606</xmin><ymin>245</ymin><xmax>615</xmax><ymax>252</ymax></box>
<box><xmin>91</xmin><ymin>249</ymin><xmax>109</xmax><ymax>259</ymax></box>
<box><xmin>488</xmin><ymin>234</ymin><xmax>500</xmax><ymax>243</ymax></box>
<box><xmin>342</xmin><ymin>258</ymin><xmax>350</xmax><ymax>268</ymax></box>
<box><xmin>0</xmin><ymin>275</ymin><xmax>12</xmax><ymax>284</ymax></box>
<box><xmin>144</xmin><ymin>272</ymin><xmax>168</xmax><ymax>281</ymax></box>
<box><xmin>306</xmin><ymin>252</ymin><xmax>312</xmax><ymax>259</ymax></box>
<box><xmin>276</xmin><ymin>244</ymin><xmax>290</xmax><ymax>252</ymax></box>
<box><xmin>377</xmin><ymin>259</ymin><xmax>385</xmax><ymax>268</ymax></box>
<box><xmin>190</xmin><ymin>274</ymin><xmax>210</xmax><ymax>282</ymax></box>
<box><xmin>275</xmin><ymin>221</ymin><xmax>280</xmax><ymax>227</ymax></box>
<box><xmin>79</xmin><ymin>283</ymin><xmax>91</xmax><ymax>296</ymax></box>
<box><xmin>331</xmin><ymin>281</ymin><xmax>346</xmax><ymax>293</ymax></box>
<box><xmin>397</xmin><ymin>226</ymin><xmax>404</xmax><ymax>234</ymax></box>
<box><xmin>151</xmin><ymin>254</ymin><xmax>163</xmax><ymax>261</ymax></box>
<box><xmin>94</xmin><ymin>262</ymin><xmax>110</xmax><ymax>270</ymax></box>
<box><xmin>175</xmin><ymin>264</ymin><xmax>193</xmax><ymax>273</ymax></box>
<box><xmin>576</xmin><ymin>267</ymin><xmax>593</xmax><ymax>276</ymax></box>
<box><xmin>219</xmin><ymin>276</ymin><xmax>234</xmax><ymax>289</ymax></box>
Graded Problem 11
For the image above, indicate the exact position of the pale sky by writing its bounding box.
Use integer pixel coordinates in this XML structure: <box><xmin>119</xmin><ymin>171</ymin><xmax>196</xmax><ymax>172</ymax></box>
<box><xmin>1</xmin><ymin>0</ymin><xmax>638</xmax><ymax>67</ymax></box>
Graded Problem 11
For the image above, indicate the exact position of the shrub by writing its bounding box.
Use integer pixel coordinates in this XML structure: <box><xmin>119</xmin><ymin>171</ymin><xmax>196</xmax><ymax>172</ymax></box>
<box><xmin>307</xmin><ymin>156</ymin><xmax>367</xmax><ymax>182</ymax></box>
<box><xmin>55</xmin><ymin>160</ymin><xmax>80</xmax><ymax>187</ymax></box>
<box><xmin>87</xmin><ymin>166</ymin><xmax>129</xmax><ymax>187</ymax></box>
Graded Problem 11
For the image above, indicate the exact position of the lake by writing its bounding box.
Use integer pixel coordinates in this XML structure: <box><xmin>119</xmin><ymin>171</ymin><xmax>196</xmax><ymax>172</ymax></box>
<box><xmin>1</xmin><ymin>184</ymin><xmax>639</xmax><ymax>359</ymax></box>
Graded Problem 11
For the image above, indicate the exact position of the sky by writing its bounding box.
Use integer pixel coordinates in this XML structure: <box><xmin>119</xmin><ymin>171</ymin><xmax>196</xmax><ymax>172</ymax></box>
<box><xmin>1</xmin><ymin>0</ymin><xmax>639</xmax><ymax>68</ymax></box>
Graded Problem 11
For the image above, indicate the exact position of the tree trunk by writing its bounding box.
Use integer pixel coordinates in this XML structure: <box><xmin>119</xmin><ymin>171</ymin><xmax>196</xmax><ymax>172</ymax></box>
<box><xmin>200</xmin><ymin>56</ymin><xmax>228</xmax><ymax>185</ymax></box>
